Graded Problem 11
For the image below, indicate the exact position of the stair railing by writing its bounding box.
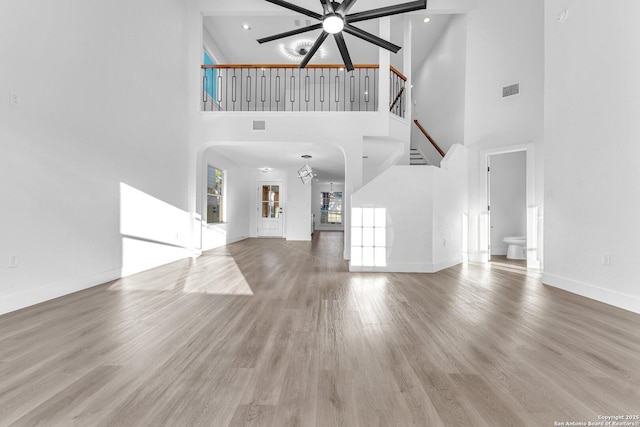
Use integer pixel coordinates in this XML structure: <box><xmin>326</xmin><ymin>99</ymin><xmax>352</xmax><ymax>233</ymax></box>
<box><xmin>389</xmin><ymin>66</ymin><xmax>407</xmax><ymax>118</ymax></box>
<box><xmin>413</xmin><ymin>119</ymin><xmax>446</xmax><ymax>158</ymax></box>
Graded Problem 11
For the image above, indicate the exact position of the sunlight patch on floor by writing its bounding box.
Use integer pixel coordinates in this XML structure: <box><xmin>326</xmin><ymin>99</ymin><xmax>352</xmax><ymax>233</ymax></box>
<box><xmin>108</xmin><ymin>250</ymin><xmax>253</xmax><ymax>296</ymax></box>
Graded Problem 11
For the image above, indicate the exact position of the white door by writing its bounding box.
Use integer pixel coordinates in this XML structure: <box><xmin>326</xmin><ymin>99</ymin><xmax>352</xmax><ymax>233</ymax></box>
<box><xmin>257</xmin><ymin>182</ymin><xmax>284</xmax><ymax>237</ymax></box>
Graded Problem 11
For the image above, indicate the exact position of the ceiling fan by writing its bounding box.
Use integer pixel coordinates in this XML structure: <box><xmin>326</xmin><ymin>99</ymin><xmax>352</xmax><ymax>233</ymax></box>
<box><xmin>257</xmin><ymin>0</ymin><xmax>427</xmax><ymax>71</ymax></box>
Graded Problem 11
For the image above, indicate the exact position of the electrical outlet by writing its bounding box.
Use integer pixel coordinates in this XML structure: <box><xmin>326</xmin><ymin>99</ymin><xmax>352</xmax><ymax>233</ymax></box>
<box><xmin>8</xmin><ymin>255</ymin><xmax>19</xmax><ymax>268</ymax></box>
<box><xmin>601</xmin><ymin>254</ymin><xmax>611</xmax><ymax>266</ymax></box>
<box><xmin>10</xmin><ymin>92</ymin><xmax>20</xmax><ymax>106</ymax></box>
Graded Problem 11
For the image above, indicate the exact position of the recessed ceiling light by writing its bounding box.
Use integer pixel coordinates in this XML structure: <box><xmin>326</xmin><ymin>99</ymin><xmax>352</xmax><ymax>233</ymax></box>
<box><xmin>242</xmin><ymin>23</ymin><xmax>251</xmax><ymax>30</ymax></box>
<box><xmin>260</xmin><ymin>167</ymin><xmax>271</xmax><ymax>173</ymax></box>
<box><xmin>423</xmin><ymin>16</ymin><xmax>431</xmax><ymax>23</ymax></box>
<box><xmin>279</xmin><ymin>40</ymin><xmax>327</xmax><ymax>62</ymax></box>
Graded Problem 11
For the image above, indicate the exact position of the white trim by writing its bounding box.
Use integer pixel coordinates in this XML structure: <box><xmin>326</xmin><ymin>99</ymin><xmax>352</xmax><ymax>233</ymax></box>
<box><xmin>542</xmin><ymin>273</ymin><xmax>640</xmax><ymax>314</ymax></box>
<box><xmin>481</xmin><ymin>143</ymin><xmax>540</xmax><ymax>270</ymax></box>
<box><xmin>0</xmin><ymin>268</ymin><xmax>122</xmax><ymax>316</ymax></box>
<box><xmin>227</xmin><ymin>235</ymin><xmax>249</xmax><ymax>245</ymax></box>
<box><xmin>256</xmin><ymin>180</ymin><xmax>286</xmax><ymax>238</ymax></box>
<box><xmin>349</xmin><ymin>257</ymin><xmax>461</xmax><ymax>273</ymax></box>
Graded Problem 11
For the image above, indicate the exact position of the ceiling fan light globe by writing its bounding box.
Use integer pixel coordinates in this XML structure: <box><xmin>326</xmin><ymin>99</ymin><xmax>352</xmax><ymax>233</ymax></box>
<box><xmin>323</xmin><ymin>15</ymin><xmax>344</xmax><ymax>34</ymax></box>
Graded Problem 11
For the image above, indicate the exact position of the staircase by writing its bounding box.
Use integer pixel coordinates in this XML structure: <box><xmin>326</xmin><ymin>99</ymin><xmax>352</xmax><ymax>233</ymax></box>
<box><xmin>410</xmin><ymin>147</ymin><xmax>430</xmax><ymax>165</ymax></box>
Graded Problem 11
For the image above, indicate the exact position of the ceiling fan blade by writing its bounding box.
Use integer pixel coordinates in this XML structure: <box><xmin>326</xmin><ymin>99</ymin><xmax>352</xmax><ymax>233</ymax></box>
<box><xmin>346</xmin><ymin>0</ymin><xmax>426</xmax><ymax>24</ymax></box>
<box><xmin>333</xmin><ymin>32</ymin><xmax>354</xmax><ymax>72</ymax></box>
<box><xmin>265</xmin><ymin>0</ymin><xmax>322</xmax><ymax>20</ymax></box>
<box><xmin>335</xmin><ymin>0</ymin><xmax>357</xmax><ymax>15</ymax></box>
<box><xmin>257</xmin><ymin>23</ymin><xmax>323</xmax><ymax>44</ymax></box>
<box><xmin>319</xmin><ymin>0</ymin><xmax>334</xmax><ymax>14</ymax></box>
<box><xmin>343</xmin><ymin>24</ymin><xmax>402</xmax><ymax>53</ymax></box>
<box><xmin>300</xmin><ymin>31</ymin><xmax>329</xmax><ymax>68</ymax></box>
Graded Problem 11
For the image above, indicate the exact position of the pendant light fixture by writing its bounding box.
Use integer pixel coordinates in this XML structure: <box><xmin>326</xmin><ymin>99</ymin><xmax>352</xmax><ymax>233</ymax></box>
<box><xmin>298</xmin><ymin>155</ymin><xmax>313</xmax><ymax>184</ymax></box>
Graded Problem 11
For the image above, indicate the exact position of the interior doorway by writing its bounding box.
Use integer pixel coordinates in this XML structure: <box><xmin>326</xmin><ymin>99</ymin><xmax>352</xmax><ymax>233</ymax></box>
<box><xmin>483</xmin><ymin>145</ymin><xmax>540</xmax><ymax>270</ymax></box>
<box><xmin>487</xmin><ymin>151</ymin><xmax>527</xmax><ymax>261</ymax></box>
<box><xmin>257</xmin><ymin>182</ymin><xmax>284</xmax><ymax>237</ymax></box>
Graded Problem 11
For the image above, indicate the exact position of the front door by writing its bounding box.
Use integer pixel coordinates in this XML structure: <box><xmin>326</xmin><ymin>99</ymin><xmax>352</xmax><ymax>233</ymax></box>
<box><xmin>257</xmin><ymin>182</ymin><xmax>284</xmax><ymax>237</ymax></box>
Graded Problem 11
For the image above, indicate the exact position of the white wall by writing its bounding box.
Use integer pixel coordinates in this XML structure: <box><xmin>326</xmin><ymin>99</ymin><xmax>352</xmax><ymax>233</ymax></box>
<box><xmin>203</xmin><ymin>26</ymin><xmax>229</xmax><ymax>64</ymax></box>
<box><xmin>463</xmin><ymin>0</ymin><xmax>544</xmax><ymax>264</ymax></box>
<box><xmin>543</xmin><ymin>0</ymin><xmax>640</xmax><ymax>313</ymax></box>
<box><xmin>464</xmin><ymin>0</ymin><xmax>544</xmax><ymax>149</ymax></box>
<box><xmin>362</xmin><ymin>136</ymin><xmax>405</xmax><ymax>185</ymax></box>
<box><xmin>0</xmin><ymin>0</ymin><xmax>190</xmax><ymax>315</ymax></box>
<box><xmin>285</xmin><ymin>168</ymin><xmax>313</xmax><ymax>241</ymax></box>
<box><xmin>352</xmin><ymin>166</ymin><xmax>434</xmax><ymax>272</ymax></box>
<box><xmin>351</xmin><ymin>144</ymin><xmax>467</xmax><ymax>272</ymax></box>
<box><xmin>201</xmin><ymin>148</ymin><xmax>251</xmax><ymax>250</ymax></box>
<box><xmin>489</xmin><ymin>151</ymin><xmax>526</xmax><ymax>255</ymax></box>
<box><xmin>412</xmin><ymin>14</ymin><xmax>466</xmax><ymax>164</ymax></box>
<box><xmin>432</xmin><ymin>145</ymin><xmax>468</xmax><ymax>268</ymax></box>
<box><xmin>312</xmin><ymin>182</ymin><xmax>345</xmax><ymax>231</ymax></box>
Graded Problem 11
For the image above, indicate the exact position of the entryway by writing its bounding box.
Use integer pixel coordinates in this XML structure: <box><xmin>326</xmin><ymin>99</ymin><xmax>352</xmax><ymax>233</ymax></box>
<box><xmin>257</xmin><ymin>182</ymin><xmax>284</xmax><ymax>237</ymax></box>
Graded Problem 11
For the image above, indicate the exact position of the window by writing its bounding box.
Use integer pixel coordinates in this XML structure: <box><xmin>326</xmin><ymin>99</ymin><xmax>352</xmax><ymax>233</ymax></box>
<box><xmin>203</xmin><ymin>50</ymin><xmax>217</xmax><ymax>100</ymax></box>
<box><xmin>261</xmin><ymin>185</ymin><xmax>280</xmax><ymax>218</ymax></box>
<box><xmin>351</xmin><ymin>208</ymin><xmax>386</xmax><ymax>267</ymax></box>
<box><xmin>207</xmin><ymin>165</ymin><xmax>225</xmax><ymax>223</ymax></box>
<box><xmin>320</xmin><ymin>191</ymin><xmax>342</xmax><ymax>224</ymax></box>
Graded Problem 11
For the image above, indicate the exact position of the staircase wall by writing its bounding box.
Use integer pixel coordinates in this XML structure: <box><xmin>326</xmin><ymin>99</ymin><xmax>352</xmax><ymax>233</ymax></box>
<box><xmin>350</xmin><ymin>144</ymin><xmax>468</xmax><ymax>272</ymax></box>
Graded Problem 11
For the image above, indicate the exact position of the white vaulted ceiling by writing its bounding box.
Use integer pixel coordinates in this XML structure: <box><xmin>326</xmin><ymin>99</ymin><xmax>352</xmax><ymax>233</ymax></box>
<box><xmin>202</xmin><ymin>2</ymin><xmax>455</xmax><ymax>182</ymax></box>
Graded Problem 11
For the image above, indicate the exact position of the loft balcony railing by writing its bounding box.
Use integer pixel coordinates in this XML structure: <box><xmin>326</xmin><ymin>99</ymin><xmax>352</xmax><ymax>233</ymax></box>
<box><xmin>202</xmin><ymin>64</ymin><xmax>406</xmax><ymax>118</ymax></box>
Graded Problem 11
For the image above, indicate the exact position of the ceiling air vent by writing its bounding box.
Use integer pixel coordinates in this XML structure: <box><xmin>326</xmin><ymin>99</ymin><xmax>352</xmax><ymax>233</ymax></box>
<box><xmin>252</xmin><ymin>120</ymin><xmax>266</xmax><ymax>131</ymax></box>
<box><xmin>502</xmin><ymin>83</ymin><xmax>520</xmax><ymax>98</ymax></box>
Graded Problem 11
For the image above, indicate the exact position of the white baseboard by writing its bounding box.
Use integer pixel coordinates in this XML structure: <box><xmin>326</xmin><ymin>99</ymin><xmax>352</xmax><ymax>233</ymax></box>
<box><xmin>227</xmin><ymin>235</ymin><xmax>249</xmax><ymax>245</ymax></box>
<box><xmin>542</xmin><ymin>272</ymin><xmax>640</xmax><ymax>314</ymax></box>
<box><xmin>490</xmin><ymin>243</ymin><xmax>508</xmax><ymax>256</ymax></box>
<box><xmin>433</xmin><ymin>257</ymin><xmax>463</xmax><ymax>272</ymax></box>
<box><xmin>350</xmin><ymin>257</ymin><xmax>462</xmax><ymax>273</ymax></box>
<box><xmin>0</xmin><ymin>268</ymin><xmax>122</xmax><ymax>316</ymax></box>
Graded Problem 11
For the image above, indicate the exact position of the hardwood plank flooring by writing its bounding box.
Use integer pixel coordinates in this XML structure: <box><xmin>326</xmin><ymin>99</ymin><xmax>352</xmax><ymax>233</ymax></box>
<box><xmin>1</xmin><ymin>232</ymin><xmax>639</xmax><ymax>426</ymax></box>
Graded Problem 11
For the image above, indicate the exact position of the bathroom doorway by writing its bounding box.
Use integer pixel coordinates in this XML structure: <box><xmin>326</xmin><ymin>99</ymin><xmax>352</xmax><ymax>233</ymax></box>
<box><xmin>487</xmin><ymin>151</ymin><xmax>527</xmax><ymax>263</ymax></box>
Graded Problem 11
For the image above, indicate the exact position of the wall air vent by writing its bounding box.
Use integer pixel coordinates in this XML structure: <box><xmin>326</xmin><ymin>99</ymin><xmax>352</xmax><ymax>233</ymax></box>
<box><xmin>502</xmin><ymin>83</ymin><xmax>520</xmax><ymax>98</ymax></box>
<box><xmin>252</xmin><ymin>120</ymin><xmax>266</xmax><ymax>131</ymax></box>
<box><xmin>294</xmin><ymin>19</ymin><xmax>311</xmax><ymax>27</ymax></box>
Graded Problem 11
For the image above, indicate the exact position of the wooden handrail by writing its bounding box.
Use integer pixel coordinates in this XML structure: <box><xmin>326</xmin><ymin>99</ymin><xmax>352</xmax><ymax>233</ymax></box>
<box><xmin>202</xmin><ymin>64</ymin><xmax>380</xmax><ymax>70</ymax></box>
<box><xmin>390</xmin><ymin>65</ymin><xmax>407</xmax><ymax>81</ymax></box>
<box><xmin>202</xmin><ymin>64</ymin><xmax>407</xmax><ymax>81</ymax></box>
<box><xmin>413</xmin><ymin>120</ymin><xmax>446</xmax><ymax>158</ymax></box>
<box><xmin>389</xmin><ymin>86</ymin><xmax>405</xmax><ymax>111</ymax></box>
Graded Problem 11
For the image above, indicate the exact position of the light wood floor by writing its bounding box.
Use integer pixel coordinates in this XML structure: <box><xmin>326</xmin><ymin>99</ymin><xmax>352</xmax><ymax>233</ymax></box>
<box><xmin>1</xmin><ymin>232</ymin><xmax>639</xmax><ymax>426</ymax></box>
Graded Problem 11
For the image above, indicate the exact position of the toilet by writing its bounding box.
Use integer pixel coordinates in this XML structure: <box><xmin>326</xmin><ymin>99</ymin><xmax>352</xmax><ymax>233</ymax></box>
<box><xmin>503</xmin><ymin>236</ymin><xmax>527</xmax><ymax>260</ymax></box>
